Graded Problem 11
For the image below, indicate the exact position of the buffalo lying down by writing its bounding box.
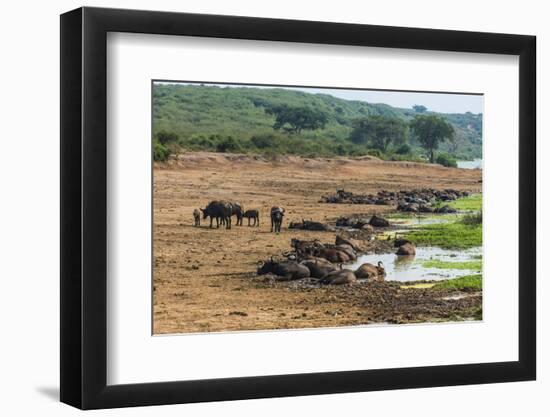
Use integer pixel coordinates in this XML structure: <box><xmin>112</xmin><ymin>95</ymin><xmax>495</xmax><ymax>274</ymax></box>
<box><xmin>288</xmin><ymin>220</ymin><xmax>334</xmax><ymax>232</ymax></box>
<box><xmin>320</xmin><ymin>269</ymin><xmax>357</xmax><ymax>285</ymax></box>
<box><xmin>290</xmin><ymin>238</ymin><xmax>357</xmax><ymax>263</ymax></box>
<box><xmin>257</xmin><ymin>259</ymin><xmax>310</xmax><ymax>281</ymax></box>
<box><xmin>291</xmin><ymin>238</ymin><xmax>324</xmax><ymax>258</ymax></box>
<box><xmin>355</xmin><ymin>261</ymin><xmax>386</xmax><ymax>281</ymax></box>
<box><xmin>300</xmin><ymin>258</ymin><xmax>338</xmax><ymax>279</ymax></box>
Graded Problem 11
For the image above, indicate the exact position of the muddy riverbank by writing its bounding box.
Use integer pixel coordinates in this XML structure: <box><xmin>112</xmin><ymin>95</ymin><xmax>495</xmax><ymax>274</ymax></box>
<box><xmin>153</xmin><ymin>152</ymin><xmax>482</xmax><ymax>334</ymax></box>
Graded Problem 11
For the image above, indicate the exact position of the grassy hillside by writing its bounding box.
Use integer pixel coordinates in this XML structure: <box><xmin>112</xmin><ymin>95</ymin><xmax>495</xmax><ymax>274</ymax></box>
<box><xmin>153</xmin><ymin>83</ymin><xmax>482</xmax><ymax>161</ymax></box>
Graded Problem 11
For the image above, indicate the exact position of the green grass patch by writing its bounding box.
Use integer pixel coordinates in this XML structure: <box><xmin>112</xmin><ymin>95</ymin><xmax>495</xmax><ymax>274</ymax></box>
<box><xmin>421</xmin><ymin>259</ymin><xmax>482</xmax><ymax>270</ymax></box>
<box><xmin>405</xmin><ymin>220</ymin><xmax>482</xmax><ymax>249</ymax></box>
<box><xmin>448</xmin><ymin>194</ymin><xmax>482</xmax><ymax>211</ymax></box>
<box><xmin>432</xmin><ymin>274</ymin><xmax>482</xmax><ymax>291</ymax></box>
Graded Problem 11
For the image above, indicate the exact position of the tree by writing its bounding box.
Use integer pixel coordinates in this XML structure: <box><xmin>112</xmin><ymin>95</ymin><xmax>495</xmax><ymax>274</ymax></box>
<box><xmin>413</xmin><ymin>104</ymin><xmax>427</xmax><ymax>113</ymax></box>
<box><xmin>349</xmin><ymin>115</ymin><xmax>408</xmax><ymax>151</ymax></box>
<box><xmin>410</xmin><ymin>115</ymin><xmax>455</xmax><ymax>163</ymax></box>
<box><xmin>265</xmin><ymin>105</ymin><xmax>327</xmax><ymax>134</ymax></box>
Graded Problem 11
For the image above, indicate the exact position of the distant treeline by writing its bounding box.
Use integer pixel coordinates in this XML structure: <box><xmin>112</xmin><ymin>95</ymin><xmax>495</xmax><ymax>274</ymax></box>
<box><xmin>153</xmin><ymin>84</ymin><xmax>482</xmax><ymax>166</ymax></box>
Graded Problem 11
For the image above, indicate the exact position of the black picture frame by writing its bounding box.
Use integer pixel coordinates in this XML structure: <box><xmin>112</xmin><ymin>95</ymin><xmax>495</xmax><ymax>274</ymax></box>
<box><xmin>60</xmin><ymin>6</ymin><xmax>536</xmax><ymax>410</ymax></box>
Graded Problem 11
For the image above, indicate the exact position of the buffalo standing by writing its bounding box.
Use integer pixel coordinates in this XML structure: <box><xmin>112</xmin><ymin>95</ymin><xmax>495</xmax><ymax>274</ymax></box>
<box><xmin>270</xmin><ymin>206</ymin><xmax>285</xmax><ymax>233</ymax></box>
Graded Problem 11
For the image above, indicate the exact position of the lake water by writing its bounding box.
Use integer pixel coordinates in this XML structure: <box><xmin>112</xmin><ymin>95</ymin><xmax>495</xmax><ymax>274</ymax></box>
<box><xmin>345</xmin><ymin>246</ymin><xmax>482</xmax><ymax>282</ymax></box>
<box><xmin>457</xmin><ymin>159</ymin><xmax>482</xmax><ymax>169</ymax></box>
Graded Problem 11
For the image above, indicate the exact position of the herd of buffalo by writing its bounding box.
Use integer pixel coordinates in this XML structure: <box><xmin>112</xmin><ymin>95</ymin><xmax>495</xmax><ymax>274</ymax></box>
<box><xmin>256</xmin><ymin>235</ymin><xmax>408</xmax><ymax>285</ymax></box>
<box><xmin>192</xmin><ymin>199</ymin><xmax>418</xmax><ymax>286</ymax></box>
<box><xmin>322</xmin><ymin>188</ymin><xmax>469</xmax><ymax>214</ymax></box>
<box><xmin>193</xmin><ymin>201</ymin><xmax>281</xmax><ymax>231</ymax></box>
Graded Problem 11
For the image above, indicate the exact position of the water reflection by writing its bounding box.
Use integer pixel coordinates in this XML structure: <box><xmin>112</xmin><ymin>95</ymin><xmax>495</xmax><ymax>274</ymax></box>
<box><xmin>394</xmin><ymin>254</ymin><xmax>415</xmax><ymax>267</ymax></box>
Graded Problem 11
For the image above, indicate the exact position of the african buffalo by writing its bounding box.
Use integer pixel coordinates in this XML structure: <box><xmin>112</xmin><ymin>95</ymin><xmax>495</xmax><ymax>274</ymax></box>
<box><xmin>369</xmin><ymin>215</ymin><xmax>390</xmax><ymax>228</ymax></box>
<box><xmin>243</xmin><ymin>209</ymin><xmax>260</xmax><ymax>226</ymax></box>
<box><xmin>335</xmin><ymin>235</ymin><xmax>361</xmax><ymax>252</ymax></box>
<box><xmin>315</xmin><ymin>247</ymin><xmax>351</xmax><ymax>263</ymax></box>
<box><xmin>289</xmin><ymin>219</ymin><xmax>334</xmax><ymax>231</ymax></box>
<box><xmin>394</xmin><ymin>238</ymin><xmax>412</xmax><ymax>248</ymax></box>
<box><xmin>333</xmin><ymin>244</ymin><xmax>357</xmax><ymax>261</ymax></box>
<box><xmin>193</xmin><ymin>208</ymin><xmax>200</xmax><ymax>227</ymax></box>
<box><xmin>320</xmin><ymin>269</ymin><xmax>357</xmax><ymax>285</ymax></box>
<box><xmin>354</xmin><ymin>261</ymin><xmax>386</xmax><ymax>281</ymax></box>
<box><xmin>300</xmin><ymin>258</ymin><xmax>338</xmax><ymax>279</ymax></box>
<box><xmin>270</xmin><ymin>206</ymin><xmax>285</xmax><ymax>233</ymax></box>
<box><xmin>228</xmin><ymin>202</ymin><xmax>244</xmax><ymax>226</ymax></box>
<box><xmin>257</xmin><ymin>259</ymin><xmax>310</xmax><ymax>281</ymax></box>
<box><xmin>201</xmin><ymin>201</ymin><xmax>232</xmax><ymax>229</ymax></box>
<box><xmin>396</xmin><ymin>242</ymin><xmax>416</xmax><ymax>256</ymax></box>
<box><xmin>290</xmin><ymin>238</ymin><xmax>324</xmax><ymax>258</ymax></box>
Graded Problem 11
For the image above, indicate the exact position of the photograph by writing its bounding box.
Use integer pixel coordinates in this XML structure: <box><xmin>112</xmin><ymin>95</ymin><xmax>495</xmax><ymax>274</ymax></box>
<box><xmin>152</xmin><ymin>81</ymin><xmax>484</xmax><ymax>334</ymax></box>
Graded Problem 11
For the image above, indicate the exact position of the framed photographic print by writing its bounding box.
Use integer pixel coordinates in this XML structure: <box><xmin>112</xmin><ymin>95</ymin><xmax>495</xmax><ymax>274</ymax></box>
<box><xmin>60</xmin><ymin>6</ymin><xmax>536</xmax><ymax>409</ymax></box>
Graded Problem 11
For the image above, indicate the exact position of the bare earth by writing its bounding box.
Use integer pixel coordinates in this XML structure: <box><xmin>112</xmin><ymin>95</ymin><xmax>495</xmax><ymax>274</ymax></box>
<box><xmin>153</xmin><ymin>152</ymin><xmax>482</xmax><ymax>334</ymax></box>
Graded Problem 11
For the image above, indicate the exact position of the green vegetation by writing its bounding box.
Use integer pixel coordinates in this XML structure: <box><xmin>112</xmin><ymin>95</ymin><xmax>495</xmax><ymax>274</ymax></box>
<box><xmin>433</xmin><ymin>274</ymin><xmax>482</xmax><ymax>291</ymax></box>
<box><xmin>215</xmin><ymin>136</ymin><xmax>243</xmax><ymax>153</ymax></box>
<box><xmin>266</xmin><ymin>104</ymin><xmax>327</xmax><ymax>134</ymax></box>
<box><xmin>461</xmin><ymin>211</ymin><xmax>482</xmax><ymax>225</ymax></box>
<box><xmin>448</xmin><ymin>194</ymin><xmax>482</xmax><ymax>211</ymax></box>
<box><xmin>152</xmin><ymin>83</ymin><xmax>482</xmax><ymax>160</ymax></box>
<box><xmin>394</xmin><ymin>143</ymin><xmax>412</xmax><ymax>155</ymax></box>
<box><xmin>156</xmin><ymin>131</ymin><xmax>179</xmax><ymax>145</ymax></box>
<box><xmin>435</xmin><ymin>152</ymin><xmax>457</xmax><ymax>168</ymax></box>
<box><xmin>421</xmin><ymin>259</ymin><xmax>482</xmax><ymax>271</ymax></box>
<box><xmin>349</xmin><ymin>115</ymin><xmax>408</xmax><ymax>151</ymax></box>
<box><xmin>406</xmin><ymin>220</ymin><xmax>482</xmax><ymax>249</ymax></box>
<box><xmin>153</xmin><ymin>140</ymin><xmax>170</xmax><ymax>161</ymax></box>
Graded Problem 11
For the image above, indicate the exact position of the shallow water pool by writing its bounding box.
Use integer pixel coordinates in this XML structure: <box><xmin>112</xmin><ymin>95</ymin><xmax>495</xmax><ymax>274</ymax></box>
<box><xmin>346</xmin><ymin>246</ymin><xmax>482</xmax><ymax>282</ymax></box>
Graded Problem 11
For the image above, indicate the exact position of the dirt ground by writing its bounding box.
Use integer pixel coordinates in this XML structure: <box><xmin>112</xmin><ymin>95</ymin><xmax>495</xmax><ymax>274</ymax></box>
<box><xmin>153</xmin><ymin>152</ymin><xmax>482</xmax><ymax>334</ymax></box>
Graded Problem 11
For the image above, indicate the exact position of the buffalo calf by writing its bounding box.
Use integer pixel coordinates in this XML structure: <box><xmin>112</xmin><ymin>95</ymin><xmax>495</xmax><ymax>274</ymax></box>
<box><xmin>243</xmin><ymin>209</ymin><xmax>260</xmax><ymax>226</ymax></box>
<box><xmin>193</xmin><ymin>209</ymin><xmax>200</xmax><ymax>226</ymax></box>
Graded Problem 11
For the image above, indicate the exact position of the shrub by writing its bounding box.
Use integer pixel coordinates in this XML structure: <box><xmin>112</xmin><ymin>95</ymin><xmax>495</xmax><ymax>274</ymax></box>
<box><xmin>156</xmin><ymin>131</ymin><xmax>179</xmax><ymax>145</ymax></box>
<box><xmin>250</xmin><ymin>133</ymin><xmax>276</xmax><ymax>149</ymax></box>
<box><xmin>366</xmin><ymin>149</ymin><xmax>384</xmax><ymax>159</ymax></box>
<box><xmin>394</xmin><ymin>143</ymin><xmax>412</xmax><ymax>154</ymax></box>
<box><xmin>216</xmin><ymin>136</ymin><xmax>242</xmax><ymax>153</ymax></box>
<box><xmin>188</xmin><ymin>134</ymin><xmax>216</xmax><ymax>150</ymax></box>
<box><xmin>435</xmin><ymin>152</ymin><xmax>458</xmax><ymax>168</ymax></box>
<box><xmin>153</xmin><ymin>140</ymin><xmax>170</xmax><ymax>161</ymax></box>
<box><xmin>335</xmin><ymin>144</ymin><xmax>347</xmax><ymax>156</ymax></box>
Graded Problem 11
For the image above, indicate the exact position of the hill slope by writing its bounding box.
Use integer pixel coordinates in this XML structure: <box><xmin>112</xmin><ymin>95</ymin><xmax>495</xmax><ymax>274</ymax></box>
<box><xmin>153</xmin><ymin>83</ymin><xmax>482</xmax><ymax>160</ymax></box>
